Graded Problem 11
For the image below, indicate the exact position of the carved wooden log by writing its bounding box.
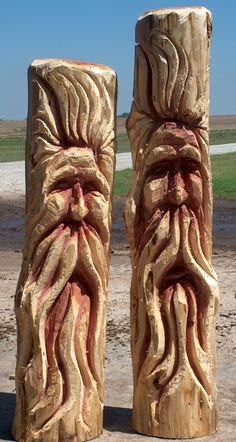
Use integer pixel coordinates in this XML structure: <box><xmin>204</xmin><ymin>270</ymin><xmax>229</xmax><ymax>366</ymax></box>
<box><xmin>13</xmin><ymin>59</ymin><xmax>117</xmax><ymax>442</ymax></box>
<box><xmin>125</xmin><ymin>8</ymin><xmax>219</xmax><ymax>439</ymax></box>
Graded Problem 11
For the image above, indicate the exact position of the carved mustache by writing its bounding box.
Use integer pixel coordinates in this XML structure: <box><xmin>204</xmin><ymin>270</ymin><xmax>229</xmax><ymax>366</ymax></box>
<box><xmin>138</xmin><ymin>205</ymin><xmax>217</xmax><ymax>312</ymax></box>
<box><xmin>22</xmin><ymin>220</ymin><xmax>107</xmax><ymax>428</ymax></box>
<box><xmin>138</xmin><ymin>205</ymin><xmax>191</xmax><ymax>254</ymax></box>
<box><xmin>134</xmin><ymin>207</ymin><xmax>219</xmax><ymax>399</ymax></box>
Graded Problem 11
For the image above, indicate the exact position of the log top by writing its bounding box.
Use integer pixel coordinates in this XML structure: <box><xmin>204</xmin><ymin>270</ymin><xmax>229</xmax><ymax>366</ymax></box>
<box><xmin>31</xmin><ymin>58</ymin><xmax>115</xmax><ymax>73</ymax></box>
<box><xmin>139</xmin><ymin>6</ymin><xmax>211</xmax><ymax>20</ymax></box>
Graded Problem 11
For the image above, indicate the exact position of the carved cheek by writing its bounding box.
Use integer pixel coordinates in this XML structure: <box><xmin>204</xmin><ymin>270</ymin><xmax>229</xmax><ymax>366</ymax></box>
<box><xmin>143</xmin><ymin>176</ymin><xmax>168</xmax><ymax>215</ymax></box>
<box><xmin>85</xmin><ymin>192</ymin><xmax>108</xmax><ymax>224</ymax></box>
<box><xmin>186</xmin><ymin>174</ymin><xmax>203</xmax><ymax>209</ymax></box>
<box><xmin>46</xmin><ymin>189</ymin><xmax>72</xmax><ymax>225</ymax></box>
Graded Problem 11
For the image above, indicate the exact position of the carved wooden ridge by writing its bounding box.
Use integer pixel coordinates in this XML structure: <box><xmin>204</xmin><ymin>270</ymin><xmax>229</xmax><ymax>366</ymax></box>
<box><xmin>13</xmin><ymin>59</ymin><xmax>117</xmax><ymax>441</ymax></box>
<box><xmin>125</xmin><ymin>8</ymin><xmax>219</xmax><ymax>438</ymax></box>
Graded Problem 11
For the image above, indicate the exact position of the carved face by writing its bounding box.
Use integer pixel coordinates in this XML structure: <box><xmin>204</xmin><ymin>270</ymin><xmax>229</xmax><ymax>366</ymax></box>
<box><xmin>45</xmin><ymin>146</ymin><xmax>109</xmax><ymax>242</ymax></box>
<box><xmin>142</xmin><ymin>124</ymin><xmax>203</xmax><ymax>220</ymax></box>
<box><xmin>131</xmin><ymin>123</ymin><xmax>218</xmax><ymax>409</ymax></box>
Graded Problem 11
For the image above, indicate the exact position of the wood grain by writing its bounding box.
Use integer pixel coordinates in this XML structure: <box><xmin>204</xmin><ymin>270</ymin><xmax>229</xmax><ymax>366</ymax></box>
<box><xmin>13</xmin><ymin>59</ymin><xmax>117</xmax><ymax>441</ymax></box>
<box><xmin>125</xmin><ymin>8</ymin><xmax>219</xmax><ymax>438</ymax></box>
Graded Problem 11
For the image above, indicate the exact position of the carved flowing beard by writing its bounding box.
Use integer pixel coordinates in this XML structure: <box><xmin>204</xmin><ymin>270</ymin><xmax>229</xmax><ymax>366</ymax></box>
<box><xmin>132</xmin><ymin>205</ymin><xmax>219</xmax><ymax>421</ymax></box>
<box><xmin>17</xmin><ymin>221</ymin><xmax>107</xmax><ymax>436</ymax></box>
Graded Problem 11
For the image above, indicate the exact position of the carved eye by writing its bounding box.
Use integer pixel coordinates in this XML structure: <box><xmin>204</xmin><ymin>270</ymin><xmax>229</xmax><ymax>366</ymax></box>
<box><xmin>183</xmin><ymin>160</ymin><xmax>201</xmax><ymax>176</ymax></box>
<box><xmin>85</xmin><ymin>182</ymin><xmax>97</xmax><ymax>192</ymax></box>
<box><xmin>147</xmin><ymin>161</ymin><xmax>170</xmax><ymax>181</ymax></box>
<box><xmin>55</xmin><ymin>180</ymin><xmax>71</xmax><ymax>191</ymax></box>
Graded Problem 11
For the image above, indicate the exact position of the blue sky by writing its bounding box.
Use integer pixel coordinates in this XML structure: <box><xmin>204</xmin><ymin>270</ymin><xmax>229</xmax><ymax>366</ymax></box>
<box><xmin>1</xmin><ymin>0</ymin><xmax>236</xmax><ymax>119</ymax></box>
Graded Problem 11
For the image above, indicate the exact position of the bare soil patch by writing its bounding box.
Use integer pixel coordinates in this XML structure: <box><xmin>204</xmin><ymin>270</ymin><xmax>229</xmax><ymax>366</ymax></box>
<box><xmin>0</xmin><ymin>121</ymin><xmax>26</xmax><ymax>137</ymax></box>
<box><xmin>210</xmin><ymin>114</ymin><xmax>236</xmax><ymax>130</ymax></box>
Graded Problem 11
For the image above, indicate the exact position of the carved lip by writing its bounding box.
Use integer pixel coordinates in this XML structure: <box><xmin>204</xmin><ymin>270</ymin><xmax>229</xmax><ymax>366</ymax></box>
<box><xmin>162</xmin><ymin>264</ymin><xmax>201</xmax><ymax>292</ymax></box>
<box><xmin>164</xmin><ymin>267</ymin><xmax>188</xmax><ymax>282</ymax></box>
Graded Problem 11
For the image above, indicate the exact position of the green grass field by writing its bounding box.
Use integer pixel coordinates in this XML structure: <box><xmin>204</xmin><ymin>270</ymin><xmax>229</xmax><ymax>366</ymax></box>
<box><xmin>114</xmin><ymin>152</ymin><xmax>236</xmax><ymax>199</ymax></box>
<box><xmin>117</xmin><ymin>130</ymin><xmax>236</xmax><ymax>153</ymax></box>
<box><xmin>0</xmin><ymin>129</ymin><xmax>235</xmax><ymax>161</ymax></box>
<box><xmin>1</xmin><ymin>134</ymin><xmax>236</xmax><ymax>200</ymax></box>
<box><xmin>117</xmin><ymin>134</ymin><xmax>130</xmax><ymax>153</ymax></box>
<box><xmin>0</xmin><ymin>136</ymin><xmax>25</xmax><ymax>162</ymax></box>
<box><xmin>211</xmin><ymin>152</ymin><xmax>236</xmax><ymax>199</ymax></box>
<box><xmin>210</xmin><ymin>129</ymin><xmax>236</xmax><ymax>146</ymax></box>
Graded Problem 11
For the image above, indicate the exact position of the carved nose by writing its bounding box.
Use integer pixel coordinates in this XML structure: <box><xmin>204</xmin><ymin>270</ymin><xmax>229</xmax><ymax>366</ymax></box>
<box><xmin>71</xmin><ymin>197</ymin><xmax>89</xmax><ymax>221</ymax></box>
<box><xmin>168</xmin><ymin>172</ymin><xmax>188</xmax><ymax>206</ymax></box>
<box><xmin>70</xmin><ymin>183</ymin><xmax>89</xmax><ymax>221</ymax></box>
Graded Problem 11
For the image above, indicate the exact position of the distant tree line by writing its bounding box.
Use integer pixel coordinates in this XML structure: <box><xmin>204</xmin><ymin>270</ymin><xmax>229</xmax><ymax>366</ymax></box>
<box><xmin>118</xmin><ymin>112</ymin><xmax>129</xmax><ymax>118</ymax></box>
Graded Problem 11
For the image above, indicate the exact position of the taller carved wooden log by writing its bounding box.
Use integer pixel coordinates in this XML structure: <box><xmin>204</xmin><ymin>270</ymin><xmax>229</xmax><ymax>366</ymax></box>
<box><xmin>13</xmin><ymin>59</ymin><xmax>117</xmax><ymax>442</ymax></box>
<box><xmin>125</xmin><ymin>8</ymin><xmax>219</xmax><ymax>439</ymax></box>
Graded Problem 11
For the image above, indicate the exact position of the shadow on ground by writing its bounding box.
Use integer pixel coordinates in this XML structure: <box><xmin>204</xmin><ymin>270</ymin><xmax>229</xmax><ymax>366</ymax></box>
<box><xmin>104</xmin><ymin>405</ymin><xmax>134</xmax><ymax>434</ymax></box>
<box><xmin>0</xmin><ymin>397</ymin><xmax>134</xmax><ymax>439</ymax></box>
<box><xmin>0</xmin><ymin>392</ymin><xmax>15</xmax><ymax>440</ymax></box>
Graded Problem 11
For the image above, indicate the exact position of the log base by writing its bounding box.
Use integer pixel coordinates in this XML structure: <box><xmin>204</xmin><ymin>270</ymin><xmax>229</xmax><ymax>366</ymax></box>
<box><xmin>133</xmin><ymin>383</ymin><xmax>217</xmax><ymax>439</ymax></box>
<box><xmin>12</xmin><ymin>421</ymin><xmax>103</xmax><ymax>442</ymax></box>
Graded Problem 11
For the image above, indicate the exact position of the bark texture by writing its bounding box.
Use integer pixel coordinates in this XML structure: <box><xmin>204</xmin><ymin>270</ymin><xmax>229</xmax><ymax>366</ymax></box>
<box><xmin>13</xmin><ymin>59</ymin><xmax>117</xmax><ymax>441</ymax></box>
<box><xmin>125</xmin><ymin>7</ymin><xmax>219</xmax><ymax>438</ymax></box>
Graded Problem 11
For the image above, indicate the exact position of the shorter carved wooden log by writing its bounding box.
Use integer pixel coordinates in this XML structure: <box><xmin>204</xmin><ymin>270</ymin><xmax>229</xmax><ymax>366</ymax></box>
<box><xmin>125</xmin><ymin>7</ymin><xmax>219</xmax><ymax>439</ymax></box>
<box><xmin>13</xmin><ymin>59</ymin><xmax>117</xmax><ymax>442</ymax></box>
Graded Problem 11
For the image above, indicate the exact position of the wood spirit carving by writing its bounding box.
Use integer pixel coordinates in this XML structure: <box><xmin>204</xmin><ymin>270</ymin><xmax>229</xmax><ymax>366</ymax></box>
<box><xmin>13</xmin><ymin>60</ymin><xmax>117</xmax><ymax>441</ymax></box>
<box><xmin>125</xmin><ymin>8</ymin><xmax>219</xmax><ymax>439</ymax></box>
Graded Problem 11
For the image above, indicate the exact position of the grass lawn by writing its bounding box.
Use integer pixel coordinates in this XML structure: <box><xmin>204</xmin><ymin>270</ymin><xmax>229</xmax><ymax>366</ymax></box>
<box><xmin>114</xmin><ymin>152</ymin><xmax>236</xmax><ymax>199</ymax></box>
<box><xmin>0</xmin><ymin>133</ymin><xmax>131</xmax><ymax>160</ymax></box>
<box><xmin>211</xmin><ymin>152</ymin><xmax>236</xmax><ymax>199</ymax></box>
<box><xmin>210</xmin><ymin>129</ymin><xmax>236</xmax><ymax>145</ymax></box>
<box><xmin>0</xmin><ymin>129</ymin><xmax>236</xmax><ymax>161</ymax></box>
<box><xmin>114</xmin><ymin>169</ymin><xmax>133</xmax><ymax>197</ymax></box>
<box><xmin>0</xmin><ymin>136</ymin><xmax>25</xmax><ymax>162</ymax></box>
<box><xmin>1</xmin><ymin>134</ymin><xmax>236</xmax><ymax>199</ymax></box>
<box><xmin>118</xmin><ymin>130</ymin><xmax>236</xmax><ymax>153</ymax></box>
<box><xmin>117</xmin><ymin>134</ymin><xmax>130</xmax><ymax>153</ymax></box>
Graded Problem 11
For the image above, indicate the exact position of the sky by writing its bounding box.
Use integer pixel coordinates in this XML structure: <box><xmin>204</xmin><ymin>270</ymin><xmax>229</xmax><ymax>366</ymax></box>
<box><xmin>1</xmin><ymin>0</ymin><xmax>236</xmax><ymax>119</ymax></box>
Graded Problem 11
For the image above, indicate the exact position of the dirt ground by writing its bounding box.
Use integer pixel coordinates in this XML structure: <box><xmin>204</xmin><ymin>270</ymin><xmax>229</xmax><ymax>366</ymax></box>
<box><xmin>0</xmin><ymin>195</ymin><xmax>236</xmax><ymax>441</ymax></box>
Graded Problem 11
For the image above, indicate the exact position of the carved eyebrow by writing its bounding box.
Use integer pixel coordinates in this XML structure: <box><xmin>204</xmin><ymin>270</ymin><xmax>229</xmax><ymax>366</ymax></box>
<box><xmin>178</xmin><ymin>144</ymin><xmax>201</xmax><ymax>162</ymax></box>
<box><xmin>143</xmin><ymin>144</ymin><xmax>201</xmax><ymax>176</ymax></box>
<box><xmin>144</xmin><ymin>145</ymin><xmax>177</xmax><ymax>168</ymax></box>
